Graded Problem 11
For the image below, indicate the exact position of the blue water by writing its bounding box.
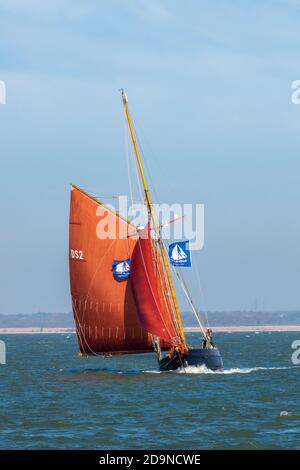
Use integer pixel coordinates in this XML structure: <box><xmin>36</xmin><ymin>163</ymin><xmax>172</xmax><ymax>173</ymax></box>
<box><xmin>0</xmin><ymin>332</ymin><xmax>299</xmax><ymax>449</ymax></box>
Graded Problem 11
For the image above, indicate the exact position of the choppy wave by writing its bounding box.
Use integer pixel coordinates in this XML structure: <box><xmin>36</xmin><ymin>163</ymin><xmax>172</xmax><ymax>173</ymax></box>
<box><xmin>2</xmin><ymin>333</ymin><xmax>300</xmax><ymax>450</ymax></box>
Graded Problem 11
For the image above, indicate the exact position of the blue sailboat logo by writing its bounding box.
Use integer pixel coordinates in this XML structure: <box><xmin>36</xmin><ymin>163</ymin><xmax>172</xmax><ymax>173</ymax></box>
<box><xmin>169</xmin><ymin>241</ymin><xmax>191</xmax><ymax>267</ymax></box>
<box><xmin>112</xmin><ymin>259</ymin><xmax>131</xmax><ymax>279</ymax></box>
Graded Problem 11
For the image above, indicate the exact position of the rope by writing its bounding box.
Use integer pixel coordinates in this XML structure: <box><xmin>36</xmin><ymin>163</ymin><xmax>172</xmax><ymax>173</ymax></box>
<box><xmin>124</xmin><ymin>112</ymin><xmax>134</xmax><ymax>207</ymax></box>
<box><xmin>134</xmin><ymin>231</ymin><xmax>178</xmax><ymax>343</ymax></box>
<box><xmin>189</xmin><ymin>249</ymin><xmax>210</xmax><ymax>328</ymax></box>
<box><xmin>171</xmin><ymin>263</ymin><xmax>206</xmax><ymax>337</ymax></box>
<box><xmin>151</xmin><ymin>238</ymin><xmax>182</xmax><ymax>344</ymax></box>
<box><xmin>125</xmin><ymin>112</ymin><xmax>145</xmax><ymax>205</ymax></box>
<box><xmin>124</xmin><ymin>113</ymin><xmax>181</xmax><ymax>347</ymax></box>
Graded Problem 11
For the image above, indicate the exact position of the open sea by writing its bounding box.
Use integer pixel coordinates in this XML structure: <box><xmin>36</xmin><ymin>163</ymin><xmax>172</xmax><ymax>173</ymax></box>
<box><xmin>0</xmin><ymin>332</ymin><xmax>299</xmax><ymax>450</ymax></box>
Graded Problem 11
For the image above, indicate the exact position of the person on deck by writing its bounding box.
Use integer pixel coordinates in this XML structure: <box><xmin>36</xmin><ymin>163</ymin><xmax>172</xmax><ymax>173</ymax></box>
<box><xmin>202</xmin><ymin>328</ymin><xmax>215</xmax><ymax>349</ymax></box>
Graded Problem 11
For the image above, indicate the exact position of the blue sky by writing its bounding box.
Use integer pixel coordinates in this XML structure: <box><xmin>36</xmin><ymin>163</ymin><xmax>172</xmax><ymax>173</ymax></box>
<box><xmin>0</xmin><ymin>0</ymin><xmax>299</xmax><ymax>314</ymax></box>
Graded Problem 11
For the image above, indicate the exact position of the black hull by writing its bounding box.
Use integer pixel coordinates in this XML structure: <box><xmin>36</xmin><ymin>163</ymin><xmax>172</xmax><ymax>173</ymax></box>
<box><xmin>158</xmin><ymin>348</ymin><xmax>223</xmax><ymax>372</ymax></box>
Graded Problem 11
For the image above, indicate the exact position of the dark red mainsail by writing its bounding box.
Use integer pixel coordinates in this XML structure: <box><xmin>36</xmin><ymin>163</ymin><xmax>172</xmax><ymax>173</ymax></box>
<box><xmin>130</xmin><ymin>224</ymin><xmax>180</xmax><ymax>343</ymax></box>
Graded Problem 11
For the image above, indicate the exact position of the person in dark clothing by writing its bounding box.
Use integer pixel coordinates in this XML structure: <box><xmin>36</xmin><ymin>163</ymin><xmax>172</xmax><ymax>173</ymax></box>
<box><xmin>202</xmin><ymin>328</ymin><xmax>215</xmax><ymax>349</ymax></box>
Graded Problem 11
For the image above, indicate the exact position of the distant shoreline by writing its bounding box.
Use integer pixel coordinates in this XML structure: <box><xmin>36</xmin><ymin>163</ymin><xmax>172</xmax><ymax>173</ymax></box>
<box><xmin>0</xmin><ymin>328</ymin><xmax>75</xmax><ymax>334</ymax></box>
<box><xmin>0</xmin><ymin>325</ymin><xmax>300</xmax><ymax>334</ymax></box>
<box><xmin>185</xmin><ymin>325</ymin><xmax>300</xmax><ymax>332</ymax></box>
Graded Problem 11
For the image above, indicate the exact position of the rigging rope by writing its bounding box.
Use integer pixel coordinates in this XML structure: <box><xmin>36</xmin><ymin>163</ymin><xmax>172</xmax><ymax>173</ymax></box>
<box><xmin>124</xmin><ymin>112</ymin><xmax>134</xmax><ymax>207</ymax></box>
<box><xmin>189</xmin><ymin>249</ymin><xmax>210</xmax><ymax>328</ymax></box>
<box><xmin>123</xmin><ymin>118</ymin><xmax>174</xmax><ymax>351</ymax></box>
<box><xmin>170</xmin><ymin>260</ymin><xmax>206</xmax><ymax>337</ymax></box>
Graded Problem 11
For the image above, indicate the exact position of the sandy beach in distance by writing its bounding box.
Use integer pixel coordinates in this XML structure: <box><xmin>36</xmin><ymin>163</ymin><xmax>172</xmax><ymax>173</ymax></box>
<box><xmin>0</xmin><ymin>328</ymin><xmax>75</xmax><ymax>334</ymax></box>
<box><xmin>185</xmin><ymin>325</ymin><xmax>300</xmax><ymax>332</ymax></box>
<box><xmin>0</xmin><ymin>326</ymin><xmax>300</xmax><ymax>334</ymax></box>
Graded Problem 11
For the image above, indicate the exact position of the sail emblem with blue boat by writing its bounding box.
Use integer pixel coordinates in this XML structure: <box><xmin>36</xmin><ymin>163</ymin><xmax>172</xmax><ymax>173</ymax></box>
<box><xmin>169</xmin><ymin>241</ymin><xmax>191</xmax><ymax>267</ymax></box>
<box><xmin>112</xmin><ymin>259</ymin><xmax>131</xmax><ymax>279</ymax></box>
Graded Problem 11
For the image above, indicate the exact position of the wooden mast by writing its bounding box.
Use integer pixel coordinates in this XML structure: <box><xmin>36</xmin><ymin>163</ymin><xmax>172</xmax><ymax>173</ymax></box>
<box><xmin>121</xmin><ymin>90</ymin><xmax>187</xmax><ymax>351</ymax></box>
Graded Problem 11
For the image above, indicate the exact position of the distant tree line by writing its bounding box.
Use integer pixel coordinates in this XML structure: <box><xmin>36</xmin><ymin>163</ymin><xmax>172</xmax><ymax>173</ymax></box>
<box><xmin>0</xmin><ymin>311</ymin><xmax>299</xmax><ymax>328</ymax></box>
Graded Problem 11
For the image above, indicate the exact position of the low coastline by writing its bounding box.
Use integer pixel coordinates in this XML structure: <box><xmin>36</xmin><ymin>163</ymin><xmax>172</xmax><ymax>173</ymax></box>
<box><xmin>186</xmin><ymin>325</ymin><xmax>300</xmax><ymax>332</ymax></box>
<box><xmin>1</xmin><ymin>325</ymin><xmax>300</xmax><ymax>334</ymax></box>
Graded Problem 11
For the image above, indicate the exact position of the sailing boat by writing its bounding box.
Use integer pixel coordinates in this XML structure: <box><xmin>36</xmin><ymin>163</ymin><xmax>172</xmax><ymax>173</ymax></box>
<box><xmin>69</xmin><ymin>91</ymin><xmax>223</xmax><ymax>372</ymax></box>
<box><xmin>171</xmin><ymin>244</ymin><xmax>188</xmax><ymax>263</ymax></box>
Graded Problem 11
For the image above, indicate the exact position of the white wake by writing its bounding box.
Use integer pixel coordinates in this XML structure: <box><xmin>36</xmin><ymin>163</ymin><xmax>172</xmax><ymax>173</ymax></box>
<box><xmin>173</xmin><ymin>365</ymin><xmax>296</xmax><ymax>374</ymax></box>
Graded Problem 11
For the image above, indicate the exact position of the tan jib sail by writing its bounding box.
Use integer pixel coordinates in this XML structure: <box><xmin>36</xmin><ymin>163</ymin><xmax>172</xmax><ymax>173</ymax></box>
<box><xmin>69</xmin><ymin>184</ymin><xmax>170</xmax><ymax>355</ymax></box>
